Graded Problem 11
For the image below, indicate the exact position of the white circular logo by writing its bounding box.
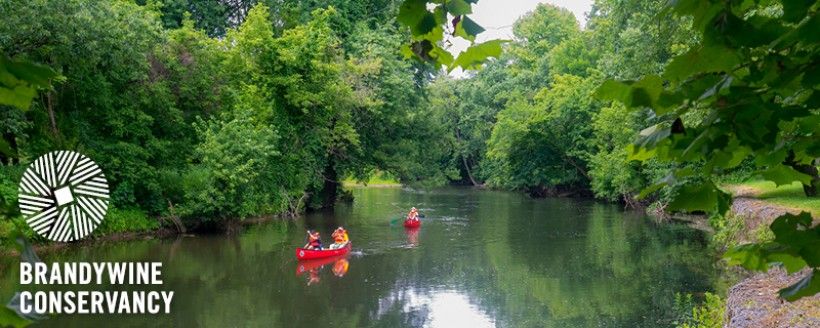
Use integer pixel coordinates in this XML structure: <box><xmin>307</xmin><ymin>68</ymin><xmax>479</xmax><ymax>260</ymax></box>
<box><xmin>18</xmin><ymin>151</ymin><xmax>109</xmax><ymax>242</ymax></box>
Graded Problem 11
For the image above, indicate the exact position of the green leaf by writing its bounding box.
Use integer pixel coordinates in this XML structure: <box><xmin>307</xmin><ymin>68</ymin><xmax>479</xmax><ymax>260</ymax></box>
<box><xmin>780</xmin><ymin>269</ymin><xmax>820</xmax><ymax>302</ymax></box>
<box><xmin>770</xmin><ymin>212</ymin><xmax>820</xmax><ymax>267</ymax></box>
<box><xmin>594</xmin><ymin>80</ymin><xmax>632</xmax><ymax>104</ymax></box>
<box><xmin>429</xmin><ymin>44</ymin><xmax>454</xmax><ymax>67</ymax></box>
<box><xmin>626</xmin><ymin>143</ymin><xmax>656</xmax><ymax>162</ymax></box>
<box><xmin>0</xmin><ymin>56</ymin><xmax>57</xmax><ymax>110</ymax></box>
<box><xmin>0</xmin><ymin>306</ymin><xmax>32</xmax><ymax>328</ymax></box>
<box><xmin>634</xmin><ymin>124</ymin><xmax>671</xmax><ymax>150</ymax></box>
<box><xmin>725</xmin><ymin>213</ymin><xmax>818</xmax><ymax>283</ymax></box>
<box><xmin>668</xmin><ymin>0</ymin><xmax>721</xmax><ymax>32</ymax></box>
<box><xmin>637</xmin><ymin>172</ymin><xmax>674</xmax><ymax>199</ymax></box>
<box><xmin>756</xmin><ymin>165</ymin><xmax>813</xmax><ymax>187</ymax></box>
<box><xmin>0</xmin><ymin>85</ymin><xmax>37</xmax><ymax>109</ymax></box>
<box><xmin>450</xmin><ymin>39</ymin><xmax>505</xmax><ymax>71</ymax></box>
<box><xmin>629</xmin><ymin>75</ymin><xmax>664</xmax><ymax>109</ymax></box>
<box><xmin>397</xmin><ymin>0</ymin><xmax>426</xmax><ymax>27</ymax></box>
<box><xmin>445</xmin><ymin>0</ymin><xmax>472</xmax><ymax>16</ymax></box>
<box><xmin>668</xmin><ymin>181</ymin><xmax>725</xmax><ymax>213</ymax></box>
<box><xmin>663</xmin><ymin>46</ymin><xmax>740</xmax><ymax>81</ymax></box>
<box><xmin>398</xmin><ymin>0</ymin><xmax>437</xmax><ymax>36</ymax></box>
<box><xmin>399</xmin><ymin>44</ymin><xmax>414</xmax><ymax>59</ymax></box>
<box><xmin>781</xmin><ymin>1</ymin><xmax>812</xmax><ymax>23</ymax></box>
<box><xmin>0</xmin><ymin>139</ymin><xmax>15</xmax><ymax>158</ymax></box>
<box><xmin>595</xmin><ymin>75</ymin><xmax>666</xmax><ymax>112</ymax></box>
<box><xmin>724</xmin><ymin>244</ymin><xmax>771</xmax><ymax>272</ymax></box>
<box><xmin>1</xmin><ymin>56</ymin><xmax>56</xmax><ymax>88</ymax></box>
<box><xmin>767</xmin><ymin>253</ymin><xmax>808</xmax><ymax>274</ymax></box>
<box><xmin>454</xmin><ymin>16</ymin><xmax>484</xmax><ymax>42</ymax></box>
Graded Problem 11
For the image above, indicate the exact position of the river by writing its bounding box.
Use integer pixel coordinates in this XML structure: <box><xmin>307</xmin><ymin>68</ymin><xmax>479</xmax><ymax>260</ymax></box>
<box><xmin>0</xmin><ymin>187</ymin><xmax>719</xmax><ymax>327</ymax></box>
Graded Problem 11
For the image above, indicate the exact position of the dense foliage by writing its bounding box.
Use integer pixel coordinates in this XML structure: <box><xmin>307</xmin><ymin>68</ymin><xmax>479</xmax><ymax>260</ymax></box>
<box><xmin>425</xmin><ymin>0</ymin><xmax>696</xmax><ymax>201</ymax></box>
<box><xmin>421</xmin><ymin>0</ymin><xmax>818</xmax><ymax>299</ymax></box>
<box><xmin>597</xmin><ymin>0</ymin><xmax>819</xmax><ymax>300</ymax></box>
<box><xmin>0</xmin><ymin>0</ymin><xmax>816</xmax><ymax>305</ymax></box>
<box><xmin>0</xmin><ymin>0</ymin><xmax>451</xmax><ymax>234</ymax></box>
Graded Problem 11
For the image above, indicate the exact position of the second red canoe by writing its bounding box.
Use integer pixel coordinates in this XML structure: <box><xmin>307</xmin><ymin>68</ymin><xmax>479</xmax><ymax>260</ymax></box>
<box><xmin>403</xmin><ymin>219</ymin><xmax>421</xmax><ymax>228</ymax></box>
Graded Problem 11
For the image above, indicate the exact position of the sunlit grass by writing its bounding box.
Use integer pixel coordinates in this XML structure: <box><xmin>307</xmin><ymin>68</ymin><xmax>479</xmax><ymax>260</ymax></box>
<box><xmin>723</xmin><ymin>180</ymin><xmax>820</xmax><ymax>217</ymax></box>
<box><xmin>342</xmin><ymin>171</ymin><xmax>401</xmax><ymax>187</ymax></box>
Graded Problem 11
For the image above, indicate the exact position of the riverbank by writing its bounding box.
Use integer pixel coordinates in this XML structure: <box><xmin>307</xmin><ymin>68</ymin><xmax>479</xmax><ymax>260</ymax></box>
<box><xmin>726</xmin><ymin>267</ymin><xmax>820</xmax><ymax>328</ymax></box>
<box><xmin>0</xmin><ymin>227</ymin><xmax>177</xmax><ymax>258</ymax></box>
<box><xmin>0</xmin><ymin>214</ymin><xmax>287</xmax><ymax>258</ymax></box>
<box><xmin>0</xmin><ymin>186</ymin><xmax>722</xmax><ymax>327</ymax></box>
<box><xmin>715</xmin><ymin>182</ymin><xmax>819</xmax><ymax>328</ymax></box>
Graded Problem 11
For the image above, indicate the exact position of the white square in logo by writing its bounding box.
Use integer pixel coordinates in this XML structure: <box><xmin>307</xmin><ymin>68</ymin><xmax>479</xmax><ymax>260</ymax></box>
<box><xmin>54</xmin><ymin>186</ymin><xmax>74</xmax><ymax>206</ymax></box>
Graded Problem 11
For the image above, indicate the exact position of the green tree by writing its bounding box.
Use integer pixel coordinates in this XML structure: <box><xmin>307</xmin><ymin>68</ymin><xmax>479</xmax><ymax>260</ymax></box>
<box><xmin>597</xmin><ymin>0</ymin><xmax>820</xmax><ymax>299</ymax></box>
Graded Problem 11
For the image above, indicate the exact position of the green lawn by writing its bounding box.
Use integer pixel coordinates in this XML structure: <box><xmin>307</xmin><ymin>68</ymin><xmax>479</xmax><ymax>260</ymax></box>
<box><xmin>723</xmin><ymin>181</ymin><xmax>820</xmax><ymax>217</ymax></box>
<box><xmin>342</xmin><ymin>171</ymin><xmax>401</xmax><ymax>187</ymax></box>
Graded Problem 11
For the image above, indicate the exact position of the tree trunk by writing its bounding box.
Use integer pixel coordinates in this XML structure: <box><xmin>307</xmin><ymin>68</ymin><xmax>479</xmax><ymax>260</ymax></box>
<box><xmin>793</xmin><ymin>163</ymin><xmax>819</xmax><ymax>197</ymax></box>
<box><xmin>455</xmin><ymin>126</ymin><xmax>482</xmax><ymax>187</ymax></box>
<box><xmin>318</xmin><ymin>162</ymin><xmax>339</xmax><ymax>209</ymax></box>
<box><xmin>785</xmin><ymin>152</ymin><xmax>819</xmax><ymax>197</ymax></box>
<box><xmin>461</xmin><ymin>154</ymin><xmax>480</xmax><ymax>186</ymax></box>
<box><xmin>46</xmin><ymin>91</ymin><xmax>59</xmax><ymax>138</ymax></box>
<box><xmin>0</xmin><ymin>131</ymin><xmax>18</xmax><ymax>165</ymax></box>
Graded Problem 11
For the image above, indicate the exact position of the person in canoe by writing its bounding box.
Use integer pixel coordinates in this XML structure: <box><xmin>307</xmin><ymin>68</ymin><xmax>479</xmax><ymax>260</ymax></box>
<box><xmin>330</xmin><ymin>227</ymin><xmax>349</xmax><ymax>249</ymax></box>
<box><xmin>304</xmin><ymin>230</ymin><xmax>323</xmax><ymax>250</ymax></box>
<box><xmin>406</xmin><ymin>207</ymin><xmax>420</xmax><ymax>222</ymax></box>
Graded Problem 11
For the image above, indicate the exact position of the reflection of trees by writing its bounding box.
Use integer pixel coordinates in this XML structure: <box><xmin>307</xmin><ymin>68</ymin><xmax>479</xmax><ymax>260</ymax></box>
<box><xmin>0</xmin><ymin>188</ymin><xmax>718</xmax><ymax>327</ymax></box>
<box><xmin>470</xmin><ymin>192</ymin><xmax>716</xmax><ymax>327</ymax></box>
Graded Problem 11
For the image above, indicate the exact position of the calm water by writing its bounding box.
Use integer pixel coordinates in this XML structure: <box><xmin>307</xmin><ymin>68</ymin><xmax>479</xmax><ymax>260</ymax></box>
<box><xmin>1</xmin><ymin>187</ymin><xmax>718</xmax><ymax>327</ymax></box>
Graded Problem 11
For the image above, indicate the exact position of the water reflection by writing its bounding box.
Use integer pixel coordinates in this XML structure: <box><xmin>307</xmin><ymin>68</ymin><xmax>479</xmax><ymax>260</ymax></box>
<box><xmin>332</xmin><ymin>259</ymin><xmax>349</xmax><ymax>277</ymax></box>
<box><xmin>0</xmin><ymin>187</ymin><xmax>718</xmax><ymax>327</ymax></box>
<box><xmin>377</xmin><ymin>289</ymin><xmax>495</xmax><ymax>328</ymax></box>
<box><xmin>296</xmin><ymin>255</ymin><xmax>351</xmax><ymax>285</ymax></box>
<box><xmin>404</xmin><ymin>227</ymin><xmax>420</xmax><ymax>247</ymax></box>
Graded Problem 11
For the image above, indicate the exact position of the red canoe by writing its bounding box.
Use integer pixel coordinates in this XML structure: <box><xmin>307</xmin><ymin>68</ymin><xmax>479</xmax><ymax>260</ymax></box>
<box><xmin>296</xmin><ymin>242</ymin><xmax>351</xmax><ymax>260</ymax></box>
<box><xmin>403</xmin><ymin>219</ymin><xmax>421</xmax><ymax>228</ymax></box>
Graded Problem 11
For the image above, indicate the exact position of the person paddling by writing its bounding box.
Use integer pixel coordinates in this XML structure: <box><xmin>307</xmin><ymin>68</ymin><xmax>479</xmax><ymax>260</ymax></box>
<box><xmin>304</xmin><ymin>230</ymin><xmax>323</xmax><ymax>250</ymax></box>
<box><xmin>406</xmin><ymin>207</ymin><xmax>420</xmax><ymax>222</ymax></box>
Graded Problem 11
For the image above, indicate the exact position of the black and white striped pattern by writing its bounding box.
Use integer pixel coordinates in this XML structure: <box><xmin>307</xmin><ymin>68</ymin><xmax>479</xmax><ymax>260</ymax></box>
<box><xmin>18</xmin><ymin>151</ymin><xmax>109</xmax><ymax>242</ymax></box>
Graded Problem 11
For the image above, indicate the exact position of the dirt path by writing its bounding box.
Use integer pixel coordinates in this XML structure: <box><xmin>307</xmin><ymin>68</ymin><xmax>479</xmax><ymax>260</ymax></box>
<box><xmin>725</xmin><ymin>198</ymin><xmax>820</xmax><ymax>328</ymax></box>
<box><xmin>726</xmin><ymin>268</ymin><xmax>820</xmax><ymax>328</ymax></box>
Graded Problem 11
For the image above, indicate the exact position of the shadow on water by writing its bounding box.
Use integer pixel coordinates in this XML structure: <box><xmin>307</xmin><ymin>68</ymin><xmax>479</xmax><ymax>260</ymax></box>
<box><xmin>0</xmin><ymin>187</ymin><xmax>719</xmax><ymax>327</ymax></box>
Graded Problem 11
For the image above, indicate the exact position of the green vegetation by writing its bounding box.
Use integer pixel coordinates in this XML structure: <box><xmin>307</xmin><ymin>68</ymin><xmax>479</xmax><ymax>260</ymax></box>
<box><xmin>421</xmin><ymin>0</ymin><xmax>694</xmax><ymax>201</ymax></box>
<box><xmin>411</xmin><ymin>0</ymin><xmax>819</xmax><ymax>301</ymax></box>
<box><xmin>4</xmin><ymin>0</ymin><xmax>810</xmax><ymax>238</ymax></box>
<box><xmin>0</xmin><ymin>0</ymin><xmax>457</xmax><ymax>239</ymax></box>
<box><xmin>94</xmin><ymin>208</ymin><xmax>160</xmax><ymax>235</ymax></box>
<box><xmin>0</xmin><ymin>0</ymin><xmax>817</xmax><ymax>322</ymax></box>
<box><xmin>725</xmin><ymin>181</ymin><xmax>820</xmax><ymax>217</ymax></box>
<box><xmin>675</xmin><ymin>292</ymin><xmax>725</xmax><ymax>328</ymax></box>
<box><xmin>594</xmin><ymin>0</ymin><xmax>820</xmax><ymax>300</ymax></box>
<box><xmin>342</xmin><ymin>171</ymin><xmax>400</xmax><ymax>187</ymax></box>
<box><xmin>396</xmin><ymin>0</ymin><xmax>504</xmax><ymax>71</ymax></box>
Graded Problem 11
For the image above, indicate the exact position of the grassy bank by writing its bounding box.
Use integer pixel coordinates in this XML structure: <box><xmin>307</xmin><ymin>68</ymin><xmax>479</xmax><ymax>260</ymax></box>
<box><xmin>342</xmin><ymin>171</ymin><xmax>401</xmax><ymax>187</ymax></box>
<box><xmin>722</xmin><ymin>181</ymin><xmax>820</xmax><ymax>218</ymax></box>
<box><xmin>0</xmin><ymin>207</ymin><xmax>163</xmax><ymax>255</ymax></box>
